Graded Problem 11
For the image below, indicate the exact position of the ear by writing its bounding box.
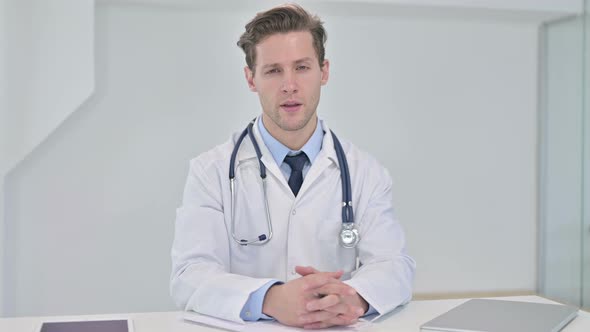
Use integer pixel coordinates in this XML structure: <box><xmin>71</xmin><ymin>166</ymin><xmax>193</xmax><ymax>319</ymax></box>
<box><xmin>244</xmin><ymin>66</ymin><xmax>257</xmax><ymax>92</ymax></box>
<box><xmin>320</xmin><ymin>59</ymin><xmax>330</xmax><ymax>86</ymax></box>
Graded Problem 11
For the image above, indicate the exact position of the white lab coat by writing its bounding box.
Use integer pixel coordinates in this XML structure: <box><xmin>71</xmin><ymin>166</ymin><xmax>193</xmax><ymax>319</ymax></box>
<box><xmin>170</xmin><ymin>118</ymin><xmax>415</xmax><ymax>323</ymax></box>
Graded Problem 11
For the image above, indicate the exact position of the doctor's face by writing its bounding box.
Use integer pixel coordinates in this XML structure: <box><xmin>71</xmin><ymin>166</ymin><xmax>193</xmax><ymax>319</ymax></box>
<box><xmin>245</xmin><ymin>31</ymin><xmax>329</xmax><ymax>136</ymax></box>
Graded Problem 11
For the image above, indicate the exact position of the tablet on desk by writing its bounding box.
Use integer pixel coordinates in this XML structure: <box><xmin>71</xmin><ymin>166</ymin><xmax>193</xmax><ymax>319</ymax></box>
<box><xmin>37</xmin><ymin>318</ymin><xmax>133</xmax><ymax>332</ymax></box>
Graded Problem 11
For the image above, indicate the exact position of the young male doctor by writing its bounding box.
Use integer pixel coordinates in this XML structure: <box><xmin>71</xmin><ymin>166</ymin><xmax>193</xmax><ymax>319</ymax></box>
<box><xmin>170</xmin><ymin>4</ymin><xmax>415</xmax><ymax>330</ymax></box>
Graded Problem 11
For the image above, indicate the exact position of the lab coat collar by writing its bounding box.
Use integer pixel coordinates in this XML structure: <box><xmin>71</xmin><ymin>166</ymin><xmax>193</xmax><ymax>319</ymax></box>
<box><xmin>232</xmin><ymin>116</ymin><xmax>342</xmax><ymax>199</ymax></box>
<box><xmin>234</xmin><ymin>116</ymin><xmax>340</xmax><ymax>168</ymax></box>
<box><xmin>297</xmin><ymin>120</ymin><xmax>341</xmax><ymax>198</ymax></box>
<box><xmin>317</xmin><ymin>119</ymin><xmax>340</xmax><ymax>167</ymax></box>
<box><xmin>234</xmin><ymin>117</ymin><xmax>340</xmax><ymax>201</ymax></box>
<box><xmin>231</xmin><ymin>117</ymin><xmax>289</xmax><ymax>191</ymax></box>
<box><xmin>257</xmin><ymin>117</ymin><xmax>324</xmax><ymax>168</ymax></box>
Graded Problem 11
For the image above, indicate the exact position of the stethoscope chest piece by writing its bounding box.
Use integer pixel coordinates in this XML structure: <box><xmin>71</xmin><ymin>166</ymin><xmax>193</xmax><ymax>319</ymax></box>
<box><xmin>340</xmin><ymin>223</ymin><xmax>359</xmax><ymax>248</ymax></box>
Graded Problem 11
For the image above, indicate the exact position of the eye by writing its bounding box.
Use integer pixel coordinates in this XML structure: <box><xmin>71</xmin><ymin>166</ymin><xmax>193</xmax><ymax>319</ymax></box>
<box><xmin>265</xmin><ymin>68</ymin><xmax>280</xmax><ymax>75</ymax></box>
<box><xmin>296</xmin><ymin>65</ymin><xmax>310</xmax><ymax>71</ymax></box>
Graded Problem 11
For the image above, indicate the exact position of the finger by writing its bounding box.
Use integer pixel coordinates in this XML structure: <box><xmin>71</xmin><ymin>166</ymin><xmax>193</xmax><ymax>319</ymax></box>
<box><xmin>299</xmin><ymin>310</ymin><xmax>338</xmax><ymax>325</ymax></box>
<box><xmin>315</xmin><ymin>302</ymin><xmax>349</xmax><ymax>315</ymax></box>
<box><xmin>301</xmin><ymin>272</ymin><xmax>344</xmax><ymax>291</ymax></box>
<box><xmin>303</xmin><ymin>321</ymin><xmax>335</xmax><ymax>330</ymax></box>
<box><xmin>295</xmin><ymin>265</ymin><xmax>320</xmax><ymax>276</ymax></box>
<box><xmin>316</xmin><ymin>302</ymin><xmax>362</xmax><ymax>318</ymax></box>
<box><xmin>310</xmin><ymin>282</ymin><xmax>357</xmax><ymax>298</ymax></box>
<box><xmin>308</xmin><ymin>299</ymin><xmax>365</xmax><ymax>320</ymax></box>
<box><xmin>303</xmin><ymin>315</ymin><xmax>358</xmax><ymax>329</ymax></box>
<box><xmin>328</xmin><ymin>303</ymin><xmax>366</xmax><ymax>318</ymax></box>
<box><xmin>305</xmin><ymin>294</ymin><xmax>340</xmax><ymax>311</ymax></box>
<box><xmin>331</xmin><ymin>314</ymin><xmax>359</xmax><ymax>325</ymax></box>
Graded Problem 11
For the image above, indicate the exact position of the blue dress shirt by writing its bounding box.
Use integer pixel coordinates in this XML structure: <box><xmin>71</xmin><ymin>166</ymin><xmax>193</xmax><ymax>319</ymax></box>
<box><xmin>258</xmin><ymin>116</ymin><xmax>324</xmax><ymax>181</ymax></box>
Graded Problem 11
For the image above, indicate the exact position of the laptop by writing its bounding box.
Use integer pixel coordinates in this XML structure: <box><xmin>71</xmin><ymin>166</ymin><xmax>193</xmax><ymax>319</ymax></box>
<box><xmin>420</xmin><ymin>299</ymin><xmax>578</xmax><ymax>332</ymax></box>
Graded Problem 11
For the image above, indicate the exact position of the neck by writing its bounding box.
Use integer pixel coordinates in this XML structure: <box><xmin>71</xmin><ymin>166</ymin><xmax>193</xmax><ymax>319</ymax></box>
<box><xmin>261</xmin><ymin>114</ymin><xmax>317</xmax><ymax>151</ymax></box>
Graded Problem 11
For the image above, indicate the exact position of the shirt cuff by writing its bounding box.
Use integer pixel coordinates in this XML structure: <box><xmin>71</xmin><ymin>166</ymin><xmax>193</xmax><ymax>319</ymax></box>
<box><xmin>240</xmin><ymin>280</ymin><xmax>283</xmax><ymax>321</ymax></box>
<box><xmin>364</xmin><ymin>304</ymin><xmax>378</xmax><ymax>317</ymax></box>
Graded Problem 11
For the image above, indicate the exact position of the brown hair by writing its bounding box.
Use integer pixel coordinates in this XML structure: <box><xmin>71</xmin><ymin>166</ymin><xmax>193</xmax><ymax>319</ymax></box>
<box><xmin>237</xmin><ymin>4</ymin><xmax>327</xmax><ymax>73</ymax></box>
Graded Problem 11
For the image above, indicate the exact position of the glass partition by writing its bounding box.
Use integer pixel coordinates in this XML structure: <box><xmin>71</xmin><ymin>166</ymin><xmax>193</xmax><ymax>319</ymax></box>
<box><xmin>583</xmin><ymin>0</ymin><xmax>589</xmax><ymax>311</ymax></box>
<box><xmin>539</xmin><ymin>0</ymin><xmax>589</xmax><ymax>310</ymax></box>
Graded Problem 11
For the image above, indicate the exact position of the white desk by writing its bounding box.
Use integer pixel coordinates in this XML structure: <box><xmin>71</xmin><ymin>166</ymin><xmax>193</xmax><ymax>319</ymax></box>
<box><xmin>2</xmin><ymin>296</ymin><xmax>588</xmax><ymax>331</ymax></box>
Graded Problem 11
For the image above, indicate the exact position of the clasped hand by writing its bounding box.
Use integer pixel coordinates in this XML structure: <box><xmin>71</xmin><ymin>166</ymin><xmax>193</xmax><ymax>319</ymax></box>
<box><xmin>262</xmin><ymin>266</ymin><xmax>369</xmax><ymax>329</ymax></box>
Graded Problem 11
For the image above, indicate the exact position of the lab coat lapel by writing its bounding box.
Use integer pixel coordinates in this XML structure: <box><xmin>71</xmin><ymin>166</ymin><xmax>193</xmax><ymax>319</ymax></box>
<box><xmin>235</xmin><ymin>118</ymin><xmax>291</xmax><ymax>192</ymax></box>
<box><xmin>232</xmin><ymin>129</ymin><xmax>256</xmax><ymax>162</ymax></box>
<box><xmin>296</xmin><ymin>120</ymin><xmax>340</xmax><ymax>199</ymax></box>
<box><xmin>235</xmin><ymin>117</ymin><xmax>342</xmax><ymax>199</ymax></box>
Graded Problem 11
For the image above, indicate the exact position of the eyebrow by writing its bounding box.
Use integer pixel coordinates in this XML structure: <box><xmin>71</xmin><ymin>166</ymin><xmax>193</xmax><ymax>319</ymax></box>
<box><xmin>260</xmin><ymin>57</ymin><xmax>314</xmax><ymax>70</ymax></box>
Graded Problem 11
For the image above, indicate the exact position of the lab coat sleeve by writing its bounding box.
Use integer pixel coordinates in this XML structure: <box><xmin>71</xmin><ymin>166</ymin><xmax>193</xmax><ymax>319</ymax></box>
<box><xmin>170</xmin><ymin>157</ymin><xmax>274</xmax><ymax>323</ymax></box>
<box><xmin>343</xmin><ymin>164</ymin><xmax>416</xmax><ymax>319</ymax></box>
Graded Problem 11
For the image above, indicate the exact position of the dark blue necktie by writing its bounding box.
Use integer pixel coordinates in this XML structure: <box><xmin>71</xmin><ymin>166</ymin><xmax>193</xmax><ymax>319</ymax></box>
<box><xmin>284</xmin><ymin>152</ymin><xmax>309</xmax><ymax>196</ymax></box>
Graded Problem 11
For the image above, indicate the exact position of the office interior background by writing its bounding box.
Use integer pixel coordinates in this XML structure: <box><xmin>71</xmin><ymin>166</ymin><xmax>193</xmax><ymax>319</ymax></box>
<box><xmin>0</xmin><ymin>0</ymin><xmax>588</xmax><ymax>318</ymax></box>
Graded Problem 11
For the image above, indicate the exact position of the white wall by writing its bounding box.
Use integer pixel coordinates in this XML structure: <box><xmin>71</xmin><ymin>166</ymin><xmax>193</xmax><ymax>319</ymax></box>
<box><xmin>2</xmin><ymin>1</ymin><xmax>541</xmax><ymax>316</ymax></box>
<box><xmin>3</xmin><ymin>0</ymin><xmax>94</xmax><ymax>172</ymax></box>
<box><xmin>320</xmin><ymin>0</ymin><xmax>584</xmax><ymax>13</ymax></box>
<box><xmin>1</xmin><ymin>0</ymin><xmax>94</xmax><ymax>316</ymax></box>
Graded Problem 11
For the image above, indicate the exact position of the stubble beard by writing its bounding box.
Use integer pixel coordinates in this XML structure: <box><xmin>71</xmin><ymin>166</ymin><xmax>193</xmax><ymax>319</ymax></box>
<box><xmin>268</xmin><ymin>107</ymin><xmax>316</xmax><ymax>133</ymax></box>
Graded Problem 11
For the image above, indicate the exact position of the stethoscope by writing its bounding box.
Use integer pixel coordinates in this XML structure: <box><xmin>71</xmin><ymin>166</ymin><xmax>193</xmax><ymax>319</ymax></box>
<box><xmin>229</xmin><ymin>119</ymin><xmax>359</xmax><ymax>249</ymax></box>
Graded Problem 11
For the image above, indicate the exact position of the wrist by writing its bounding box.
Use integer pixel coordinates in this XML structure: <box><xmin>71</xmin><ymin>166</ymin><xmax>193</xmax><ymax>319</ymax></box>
<box><xmin>262</xmin><ymin>284</ymin><xmax>281</xmax><ymax>317</ymax></box>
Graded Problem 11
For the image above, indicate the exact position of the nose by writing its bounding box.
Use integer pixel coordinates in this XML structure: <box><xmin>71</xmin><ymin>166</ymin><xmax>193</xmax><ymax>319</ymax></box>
<box><xmin>281</xmin><ymin>71</ymin><xmax>298</xmax><ymax>94</ymax></box>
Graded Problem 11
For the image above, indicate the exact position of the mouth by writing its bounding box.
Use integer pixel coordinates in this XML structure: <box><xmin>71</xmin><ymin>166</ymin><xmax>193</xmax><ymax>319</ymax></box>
<box><xmin>280</xmin><ymin>101</ymin><xmax>303</xmax><ymax>112</ymax></box>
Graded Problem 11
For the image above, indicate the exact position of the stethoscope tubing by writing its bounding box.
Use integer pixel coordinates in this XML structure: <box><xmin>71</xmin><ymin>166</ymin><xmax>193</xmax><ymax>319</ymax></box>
<box><xmin>228</xmin><ymin>119</ymin><xmax>356</xmax><ymax>247</ymax></box>
<box><xmin>331</xmin><ymin>131</ymin><xmax>354</xmax><ymax>225</ymax></box>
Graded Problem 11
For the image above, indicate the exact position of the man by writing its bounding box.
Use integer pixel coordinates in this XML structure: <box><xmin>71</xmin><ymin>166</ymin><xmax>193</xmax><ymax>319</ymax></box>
<box><xmin>170</xmin><ymin>4</ymin><xmax>415</xmax><ymax>329</ymax></box>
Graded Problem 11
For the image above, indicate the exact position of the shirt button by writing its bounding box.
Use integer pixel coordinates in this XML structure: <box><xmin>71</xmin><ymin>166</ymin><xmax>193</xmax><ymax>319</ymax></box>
<box><xmin>292</xmin><ymin>209</ymin><xmax>296</xmax><ymax>215</ymax></box>
<box><xmin>246</xmin><ymin>311</ymin><xmax>251</xmax><ymax>317</ymax></box>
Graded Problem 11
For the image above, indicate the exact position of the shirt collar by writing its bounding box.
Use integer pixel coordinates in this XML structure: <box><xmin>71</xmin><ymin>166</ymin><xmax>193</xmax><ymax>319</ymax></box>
<box><xmin>257</xmin><ymin>116</ymin><xmax>324</xmax><ymax>167</ymax></box>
